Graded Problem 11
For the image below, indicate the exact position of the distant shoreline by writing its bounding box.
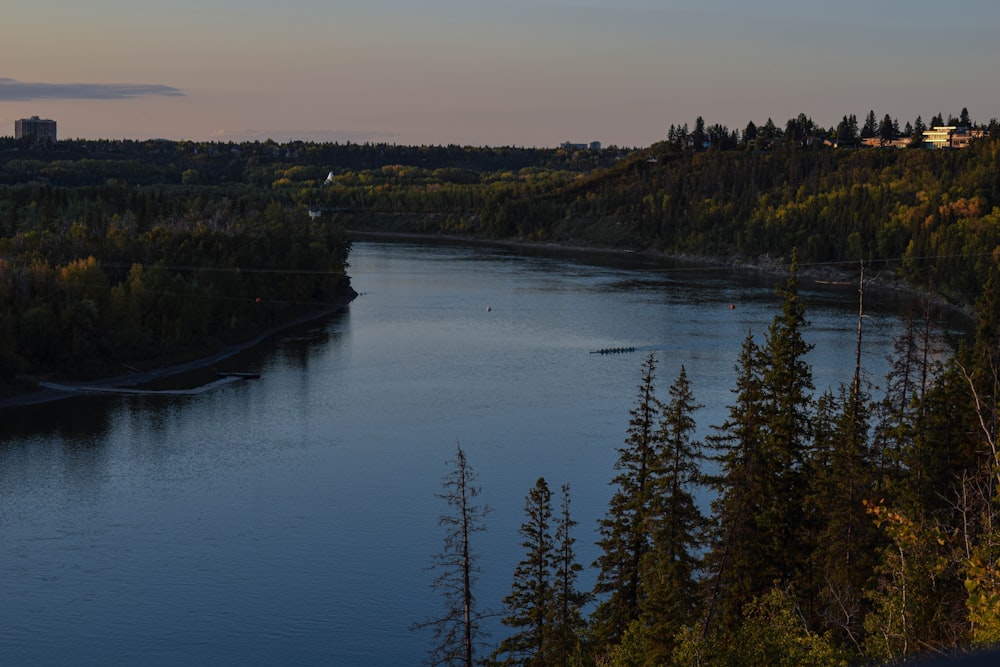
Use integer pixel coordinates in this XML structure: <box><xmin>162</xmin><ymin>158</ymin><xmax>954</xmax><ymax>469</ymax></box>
<box><xmin>0</xmin><ymin>292</ymin><xmax>356</xmax><ymax>410</ymax></box>
<box><xmin>348</xmin><ymin>230</ymin><xmax>973</xmax><ymax>319</ymax></box>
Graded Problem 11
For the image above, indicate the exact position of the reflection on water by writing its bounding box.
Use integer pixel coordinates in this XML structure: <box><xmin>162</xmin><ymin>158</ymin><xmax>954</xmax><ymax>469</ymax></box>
<box><xmin>0</xmin><ymin>239</ymin><xmax>970</xmax><ymax>666</ymax></box>
<box><xmin>0</xmin><ymin>395</ymin><xmax>113</xmax><ymax>441</ymax></box>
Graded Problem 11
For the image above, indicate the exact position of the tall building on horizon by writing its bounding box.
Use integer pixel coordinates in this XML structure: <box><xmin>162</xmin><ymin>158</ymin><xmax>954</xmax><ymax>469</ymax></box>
<box><xmin>15</xmin><ymin>116</ymin><xmax>57</xmax><ymax>142</ymax></box>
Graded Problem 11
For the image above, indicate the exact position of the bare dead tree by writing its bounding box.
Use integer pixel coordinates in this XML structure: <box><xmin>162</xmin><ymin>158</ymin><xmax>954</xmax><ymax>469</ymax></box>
<box><xmin>413</xmin><ymin>443</ymin><xmax>490</xmax><ymax>667</ymax></box>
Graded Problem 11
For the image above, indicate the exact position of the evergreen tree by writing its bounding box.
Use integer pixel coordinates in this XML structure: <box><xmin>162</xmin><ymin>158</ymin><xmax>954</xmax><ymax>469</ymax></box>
<box><xmin>871</xmin><ymin>304</ymin><xmax>936</xmax><ymax>490</ymax></box>
<box><xmin>784</xmin><ymin>113</ymin><xmax>814</xmax><ymax>145</ymax></box>
<box><xmin>415</xmin><ymin>444</ymin><xmax>490</xmax><ymax>667</ymax></box>
<box><xmin>879</xmin><ymin>114</ymin><xmax>896</xmax><ymax>145</ymax></box>
<box><xmin>912</xmin><ymin>115</ymin><xmax>926</xmax><ymax>138</ymax></box>
<box><xmin>863</xmin><ymin>288</ymin><xmax>993</xmax><ymax>658</ymax></box>
<box><xmin>692</xmin><ymin>116</ymin><xmax>707</xmax><ymax>151</ymax></box>
<box><xmin>757</xmin><ymin>253</ymin><xmax>815</xmax><ymax>587</ymax></box>
<box><xmin>492</xmin><ymin>477</ymin><xmax>555</xmax><ymax>666</ymax></box>
<box><xmin>640</xmin><ymin>365</ymin><xmax>705</xmax><ymax>660</ymax></box>
<box><xmin>806</xmin><ymin>384</ymin><xmax>880</xmax><ymax>654</ymax></box>
<box><xmin>592</xmin><ymin>352</ymin><xmax>663</xmax><ymax>646</ymax></box>
<box><xmin>760</xmin><ymin>118</ymin><xmax>781</xmax><ymax>144</ymax></box>
<box><xmin>705</xmin><ymin>256</ymin><xmax>814</xmax><ymax>629</ymax></box>
<box><xmin>704</xmin><ymin>332</ymin><xmax>768</xmax><ymax>630</ymax></box>
<box><xmin>947</xmin><ymin>266</ymin><xmax>1000</xmax><ymax>647</ymax></box>
<box><xmin>836</xmin><ymin>115</ymin><xmax>858</xmax><ymax>145</ymax></box>
<box><xmin>551</xmin><ymin>484</ymin><xmax>589</xmax><ymax>663</ymax></box>
<box><xmin>804</xmin><ymin>269</ymin><xmax>881</xmax><ymax>653</ymax></box>
<box><xmin>861</xmin><ymin>110</ymin><xmax>878</xmax><ymax>139</ymax></box>
<box><xmin>962</xmin><ymin>264</ymin><xmax>1000</xmax><ymax>461</ymax></box>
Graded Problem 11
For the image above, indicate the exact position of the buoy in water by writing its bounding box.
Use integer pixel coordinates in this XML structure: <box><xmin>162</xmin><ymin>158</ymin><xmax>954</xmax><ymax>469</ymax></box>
<box><xmin>486</xmin><ymin>306</ymin><xmax>492</xmax><ymax>312</ymax></box>
<box><xmin>729</xmin><ymin>304</ymin><xmax>735</xmax><ymax>310</ymax></box>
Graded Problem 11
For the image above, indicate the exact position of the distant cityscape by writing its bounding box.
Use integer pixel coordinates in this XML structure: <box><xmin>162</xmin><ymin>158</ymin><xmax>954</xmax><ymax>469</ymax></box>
<box><xmin>6</xmin><ymin>117</ymin><xmax>990</xmax><ymax>150</ymax></box>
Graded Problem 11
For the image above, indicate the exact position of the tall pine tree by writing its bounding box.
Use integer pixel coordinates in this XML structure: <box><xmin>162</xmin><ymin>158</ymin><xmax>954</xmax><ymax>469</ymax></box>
<box><xmin>704</xmin><ymin>331</ymin><xmax>768</xmax><ymax>631</ymax></box>
<box><xmin>806</xmin><ymin>384</ymin><xmax>880</xmax><ymax>654</ymax></box>
<box><xmin>705</xmin><ymin>256</ymin><xmax>814</xmax><ymax>630</ymax></box>
<box><xmin>552</xmin><ymin>483</ymin><xmax>588</xmax><ymax>662</ymax></box>
<box><xmin>757</xmin><ymin>252</ymin><xmax>814</xmax><ymax>587</ymax></box>
<box><xmin>491</xmin><ymin>477</ymin><xmax>555</xmax><ymax>667</ymax></box>
<box><xmin>592</xmin><ymin>352</ymin><xmax>663</xmax><ymax>647</ymax></box>
<box><xmin>639</xmin><ymin>365</ymin><xmax>705</xmax><ymax>660</ymax></box>
<box><xmin>492</xmin><ymin>480</ymin><xmax>588</xmax><ymax>666</ymax></box>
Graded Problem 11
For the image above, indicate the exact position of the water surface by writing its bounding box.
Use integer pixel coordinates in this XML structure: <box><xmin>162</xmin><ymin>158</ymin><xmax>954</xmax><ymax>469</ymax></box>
<box><xmin>0</xmin><ymin>240</ymin><xmax>967</xmax><ymax>665</ymax></box>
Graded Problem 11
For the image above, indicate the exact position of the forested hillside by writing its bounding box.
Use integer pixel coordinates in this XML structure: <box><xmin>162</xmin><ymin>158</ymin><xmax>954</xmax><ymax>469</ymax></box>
<box><xmin>344</xmin><ymin>138</ymin><xmax>1000</xmax><ymax>307</ymax></box>
<box><xmin>4</xmin><ymin>131</ymin><xmax>1000</xmax><ymax>395</ymax></box>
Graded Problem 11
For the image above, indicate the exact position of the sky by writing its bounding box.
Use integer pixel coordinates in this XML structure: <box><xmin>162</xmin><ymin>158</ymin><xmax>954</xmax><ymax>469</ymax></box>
<box><xmin>2</xmin><ymin>0</ymin><xmax>999</xmax><ymax>147</ymax></box>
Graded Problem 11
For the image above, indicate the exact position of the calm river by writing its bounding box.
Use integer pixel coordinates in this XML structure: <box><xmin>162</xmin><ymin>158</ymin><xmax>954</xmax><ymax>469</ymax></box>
<box><xmin>0</xmin><ymin>239</ymin><xmax>967</xmax><ymax>665</ymax></box>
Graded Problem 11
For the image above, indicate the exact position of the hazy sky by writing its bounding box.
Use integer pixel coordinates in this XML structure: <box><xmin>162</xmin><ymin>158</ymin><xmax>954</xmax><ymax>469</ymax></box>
<box><xmin>3</xmin><ymin>0</ymin><xmax>999</xmax><ymax>147</ymax></box>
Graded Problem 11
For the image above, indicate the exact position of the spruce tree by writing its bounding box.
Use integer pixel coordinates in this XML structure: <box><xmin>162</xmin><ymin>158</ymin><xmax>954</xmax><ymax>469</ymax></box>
<box><xmin>862</xmin><ymin>110</ymin><xmax>879</xmax><ymax>139</ymax></box>
<box><xmin>640</xmin><ymin>365</ymin><xmax>705</xmax><ymax>660</ymax></box>
<box><xmin>879</xmin><ymin>114</ymin><xmax>896</xmax><ymax>145</ymax></box>
<box><xmin>942</xmin><ymin>265</ymin><xmax>1000</xmax><ymax>648</ymax></box>
<box><xmin>872</xmin><ymin>310</ymin><xmax>928</xmax><ymax>487</ymax></box>
<box><xmin>491</xmin><ymin>477</ymin><xmax>555</xmax><ymax>667</ymax></box>
<box><xmin>705</xmin><ymin>256</ymin><xmax>814</xmax><ymax>630</ymax></box>
<box><xmin>757</xmin><ymin>253</ymin><xmax>814</xmax><ymax>587</ymax></box>
<box><xmin>551</xmin><ymin>483</ymin><xmax>588</xmax><ymax>662</ymax></box>
<box><xmin>910</xmin><ymin>115</ymin><xmax>927</xmax><ymax>146</ymax></box>
<box><xmin>592</xmin><ymin>352</ymin><xmax>663</xmax><ymax>646</ymax></box>
<box><xmin>492</xmin><ymin>481</ymin><xmax>588</xmax><ymax>667</ymax></box>
<box><xmin>804</xmin><ymin>270</ymin><xmax>880</xmax><ymax>651</ymax></box>
<box><xmin>704</xmin><ymin>331</ymin><xmax>768</xmax><ymax>630</ymax></box>
<box><xmin>806</xmin><ymin>385</ymin><xmax>880</xmax><ymax>654</ymax></box>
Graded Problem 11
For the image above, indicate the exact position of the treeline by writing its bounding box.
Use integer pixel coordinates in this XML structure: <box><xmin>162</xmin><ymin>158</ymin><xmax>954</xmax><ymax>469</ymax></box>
<box><xmin>0</xmin><ymin>137</ymin><xmax>624</xmax><ymax>188</ymax></box>
<box><xmin>424</xmin><ymin>262</ymin><xmax>1000</xmax><ymax>665</ymax></box>
<box><xmin>0</xmin><ymin>184</ymin><xmax>352</xmax><ymax>394</ymax></box>
<box><xmin>664</xmin><ymin>107</ymin><xmax>997</xmax><ymax>152</ymax></box>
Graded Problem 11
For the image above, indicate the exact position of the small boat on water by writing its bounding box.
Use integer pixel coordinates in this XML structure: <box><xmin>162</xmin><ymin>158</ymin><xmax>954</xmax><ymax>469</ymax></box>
<box><xmin>590</xmin><ymin>346</ymin><xmax>636</xmax><ymax>355</ymax></box>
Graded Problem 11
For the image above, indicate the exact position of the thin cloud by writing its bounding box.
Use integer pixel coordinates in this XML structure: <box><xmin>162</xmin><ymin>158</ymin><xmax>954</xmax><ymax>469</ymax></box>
<box><xmin>0</xmin><ymin>78</ymin><xmax>183</xmax><ymax>101</ymax></box>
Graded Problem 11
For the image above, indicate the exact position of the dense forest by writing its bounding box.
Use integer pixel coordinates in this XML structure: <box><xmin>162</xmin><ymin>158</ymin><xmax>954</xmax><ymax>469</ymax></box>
<box><xmin>425</xmin><ymin>263</ymin><xmax>1000</xmax><ymax>666</ymax></box>
<box><xmin>0</xmin><ymin>137</ymin><xmax>623</xmax><ymax>395</ymax></box>
<box><xmin>0</xmin><ymin>183</ymin><xmax>354</xmax><ymax>395</ymax></box>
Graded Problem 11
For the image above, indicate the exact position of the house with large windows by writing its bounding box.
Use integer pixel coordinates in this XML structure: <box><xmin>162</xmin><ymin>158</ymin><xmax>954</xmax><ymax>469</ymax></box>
<box><xmin>921</xmin><ymin>125</ymin><xmax>984</xmax><ymax>149</ymax></box>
